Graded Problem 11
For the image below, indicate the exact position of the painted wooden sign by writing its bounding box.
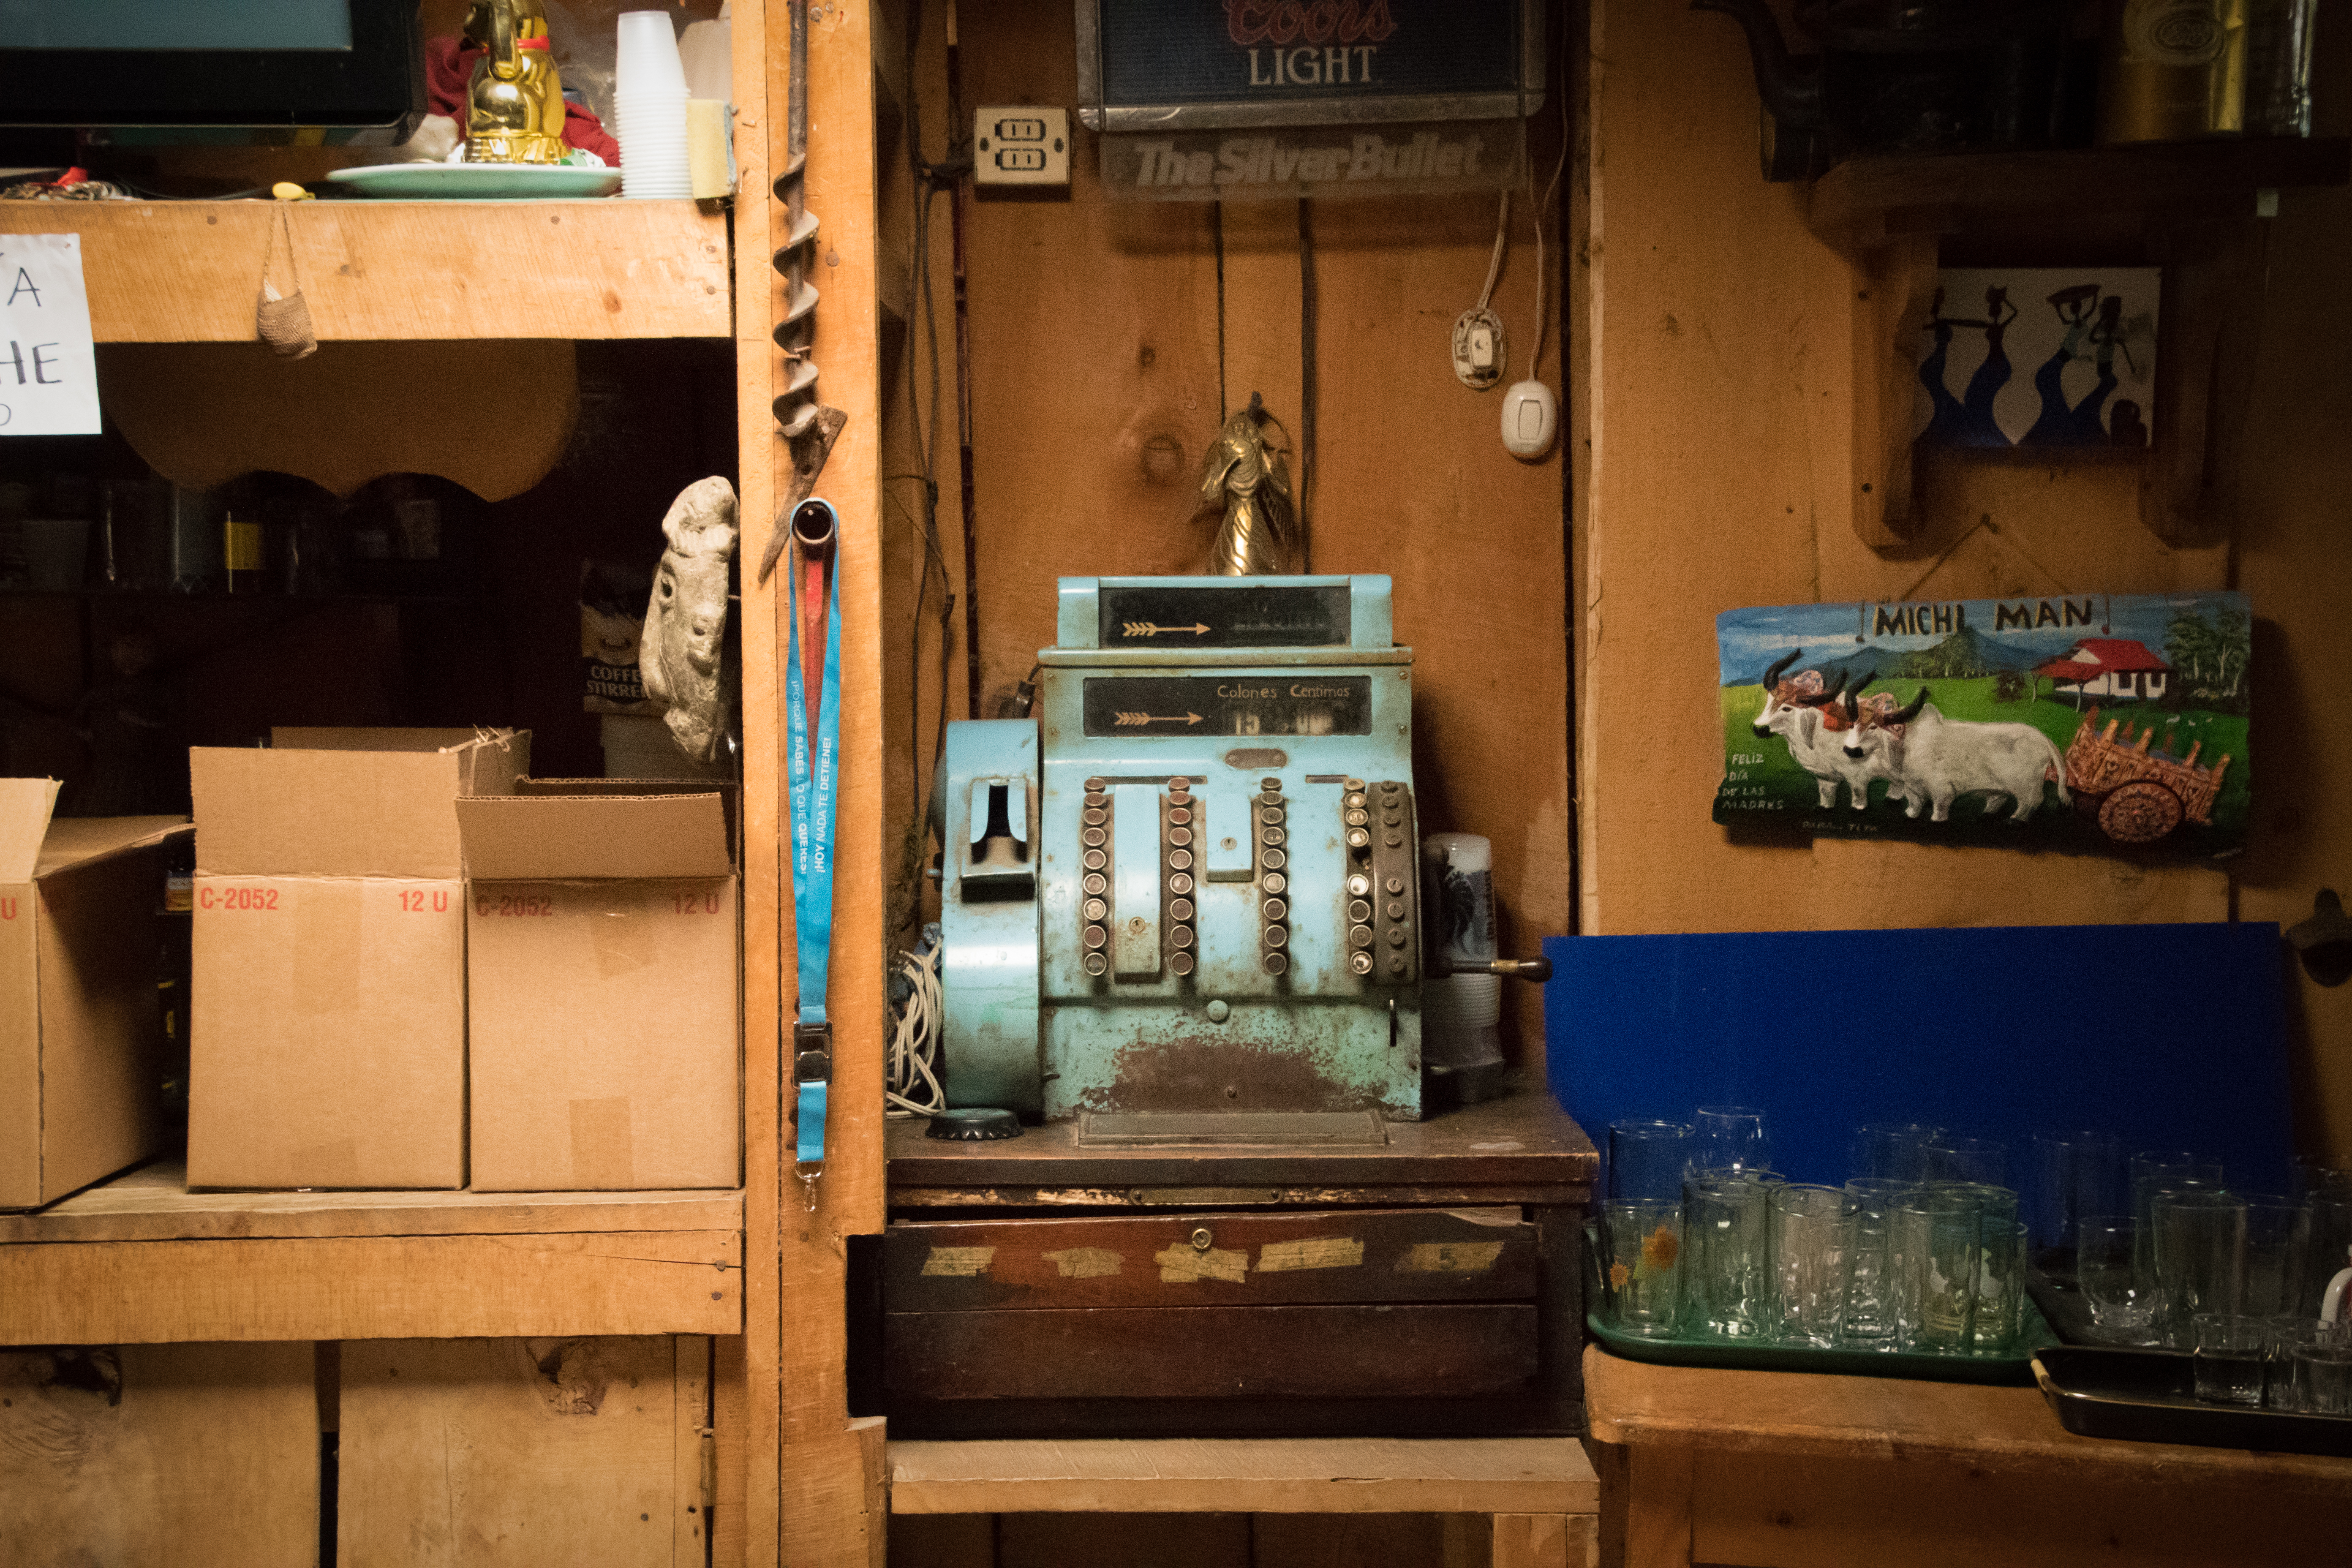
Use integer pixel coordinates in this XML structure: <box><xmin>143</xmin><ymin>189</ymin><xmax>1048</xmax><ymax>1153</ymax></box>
<box><xmin>1715</xmin><ymin>593</ymin><xmax>2251</xmax><ymax>857</ymax></box>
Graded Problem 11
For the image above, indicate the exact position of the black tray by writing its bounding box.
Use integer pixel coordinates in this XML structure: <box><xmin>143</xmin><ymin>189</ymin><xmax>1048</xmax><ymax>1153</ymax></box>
<box><xmin>2031</xmin><ymin>1346</ymin><xmax>2352</xmax><ymax>1457</ymax></box>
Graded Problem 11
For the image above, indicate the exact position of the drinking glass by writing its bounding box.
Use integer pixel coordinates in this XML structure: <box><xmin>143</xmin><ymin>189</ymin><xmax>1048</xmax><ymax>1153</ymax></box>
<box><xmin>2133</xmin><ymin>1173</ymin><xmax>2228</xmax><ymax>1282</ymax></box>
<box><xmin>2191</xmin><ymin>1313</ymin><xmax>2269</xmax><ymax>1406</ymax></box>
<box><xmin>2296</xmin><ymin>1190</ymin><xmax>2352</xmax><ymax>1320</ymax></box>
<box><xmin>2291</xmin><ymin>1340</ymin><xmax>2352</xmax><ymax>1415</ymax></box>
<box><xmin>1841</xmin><ymin>1178</ymin><xmax>1910</xmax><ymax>1347</ymax></box>
<box><xmin>1691</xmin><ymin>1106</ymin><xmax>1770</xmax><ymax>1176</ymax></box>
<box><xmin>1851</xmin><ymin>1124</ymin><xmax>1943</xmax><ymax>1185</ymax></box>
<box><xmin>1768</xmin><ymin>1185</ymin><xmax>1854</xmax><ymax>1349</ymax></box>
<box><xmin>2028</xmin><ymin>1130</ymin><xmax>2123</xmax><ymax>1277</ymax></box>
<box><xmin>2151</xmin><ymin>1190</ymin><xmax>2248</xmax><ymax>1348</ymax></box>
<box><xmin>1682</xmin><ymin>1169</ymin><xmax>1773</xmax><ymax>1338</ymax></box>
<box><xmin>1600</xmin><ymin>1199</ymin><xmax>1683</xmax><ymax>1339</ymax></box>
<box><xmin>1608</xmin><ymin>1119</ymin><xmax>1693</xmax><ymax>1203</ymax></box>
<box><xmin>2262</xmin><ymin>1317</ymin><xmax>2344</xmax><ymax>1410</ymax></box>
<box><xmin>1906</xmin><ymin>1186</ymin><xmax>2012</xmax><ymax>1354</ymax></box>
<box><xmin>2241</xmin><ymin>1197</ymin><xmax>2308</xmax><ymax>1318</ymax></box>
<box><xmin>1973</xmin><ymin>1220</ymin><xmax>2028</xmax><ymax>1355</ymax></box>
<box><xmin>2077</xmin><ymin>1215</ymin><xmax>2159</xmax><ymax>1345</ymax></box>
<box><xmin>1924</xmin><ymin>1135</ymin><xmax>2007</xmax><ymax>1187</ymax></box>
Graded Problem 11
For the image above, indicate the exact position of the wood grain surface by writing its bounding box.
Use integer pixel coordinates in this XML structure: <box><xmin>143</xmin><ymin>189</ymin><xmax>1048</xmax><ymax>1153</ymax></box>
<box><xmin>0</xmin><ymin>1341</ymin><xmax>316</xmax><ymax>1568</ymax></box>
<box><xmin>0</xmin><ymin>200</ymin><xmax>730</xmax><ymax>341</ymax></box>
<box><xmin>0</xmin><ymin>1159</ymin><xmax>742</xmax><ymax>1243</ymax></box>
<box><xmin>885</xmin><ymin>1302</ymin><xmax>1537</xmax><ymax>1401</ymax></box>
<box><xmin>0</xmin><ymin>1230</ymin><xmax>741</xmax><ymax>1344</ymax></box>
<box><xmin>883</xmin><ymin>1207</ymin><xmax>1536</xmax><ymax>1312</ymax></box>
<box><xmin>338</xmin><ymin>1336</ymin><xmax>696</xmax><ymax>1568</ymax></box>
<box><xmin>888</xmin><ymin>1435</ymin><xmax>1597</xmax><ymax>1515</ymax></box>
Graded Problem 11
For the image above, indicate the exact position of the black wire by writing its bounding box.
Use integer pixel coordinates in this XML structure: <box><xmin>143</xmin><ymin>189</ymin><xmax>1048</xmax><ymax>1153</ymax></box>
<box><xmin>1298</xmin><ymin>198</ymin><xmax>1317</xmax><ymax>573</ymax></box>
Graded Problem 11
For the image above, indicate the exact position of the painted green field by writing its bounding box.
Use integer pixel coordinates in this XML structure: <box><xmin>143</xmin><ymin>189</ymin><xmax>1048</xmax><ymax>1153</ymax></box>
<box><xmin>1717</xmin><ymin>677</ymin><xmax>2251</xmax><ymax>841</ymax></box>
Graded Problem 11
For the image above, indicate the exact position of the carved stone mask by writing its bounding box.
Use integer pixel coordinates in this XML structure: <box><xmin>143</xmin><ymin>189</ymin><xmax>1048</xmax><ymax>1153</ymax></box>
<box><xmin>640</xmin><ymin>476</ymin><xmax>739</xmax><ymax>762</ymax></box>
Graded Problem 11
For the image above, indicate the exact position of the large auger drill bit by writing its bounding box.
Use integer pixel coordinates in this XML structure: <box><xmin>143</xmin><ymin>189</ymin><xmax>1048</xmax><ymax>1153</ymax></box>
<box><xmin>759</xmin><ymin>0</ymin><xmax>847</xmax><ymax>585</ymax></box>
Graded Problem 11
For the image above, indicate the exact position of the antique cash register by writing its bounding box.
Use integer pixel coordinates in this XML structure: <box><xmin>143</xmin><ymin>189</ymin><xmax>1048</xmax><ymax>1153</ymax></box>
<box><xmin>862</xmin><ymin>575</ymin><xmax>1592</xmax><ymax>1437</ymax></box>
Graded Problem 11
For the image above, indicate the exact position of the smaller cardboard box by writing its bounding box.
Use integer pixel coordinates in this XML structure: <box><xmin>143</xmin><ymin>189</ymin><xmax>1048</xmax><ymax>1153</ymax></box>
<box><xmin>187</xmin><ymin>728</ymin><xmax>529</xmax><ymax>1191</ymax></box>
<box><xmin>2</xmin><ymin>779</ymin><xmax>191</xmax><ymax>1209</ymax></box>
<box><xmin>460</xmin><ymin>781</ymin><xmax>739</xmax><ymax>1191</ymax></box>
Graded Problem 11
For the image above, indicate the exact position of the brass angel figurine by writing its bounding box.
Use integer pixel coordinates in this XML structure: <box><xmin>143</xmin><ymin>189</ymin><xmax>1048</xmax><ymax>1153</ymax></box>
<box><xmin>463</xmin><ymin>0</ymin><xmax>570</xmax><ymax>165</ymax></box>
<box><xmin>1196</xmin><ymin>392</ymin><xmax>1296</xmax><ymax>576</ymax></box>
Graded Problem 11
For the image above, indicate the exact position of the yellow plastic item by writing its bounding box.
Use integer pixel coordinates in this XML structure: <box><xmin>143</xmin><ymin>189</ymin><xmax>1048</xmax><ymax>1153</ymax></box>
<box><xmin>270</xmin><ymin>182</ymin><xmax>316</xmax><ymax>201</ymax></box>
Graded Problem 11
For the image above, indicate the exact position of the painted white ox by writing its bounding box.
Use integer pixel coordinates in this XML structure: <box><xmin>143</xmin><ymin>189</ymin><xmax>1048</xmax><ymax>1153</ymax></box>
<box><xmin>1750</xmin><ymin>650</ymin><xmax>1907</xmax><ymax>811</ymax></box>
<box><xmin>1840</xmin><ymin>686</ymin><xmax>2070</xmax><ymax>823</ymax></box>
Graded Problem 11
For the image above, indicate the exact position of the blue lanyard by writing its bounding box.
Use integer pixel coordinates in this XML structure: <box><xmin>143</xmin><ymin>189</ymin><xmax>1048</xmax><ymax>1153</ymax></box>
<box><xmin>786</xmin><ymin>506</ymin><xmax>843</xmax><ymax>1194</ymax></box>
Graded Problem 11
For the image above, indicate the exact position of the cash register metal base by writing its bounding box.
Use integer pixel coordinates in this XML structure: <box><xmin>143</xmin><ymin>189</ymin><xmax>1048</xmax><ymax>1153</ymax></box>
<box><xmin>859</xmin><ymin>1089</ymin><xmax>1595</xmax><ymax>1439</ymax></box>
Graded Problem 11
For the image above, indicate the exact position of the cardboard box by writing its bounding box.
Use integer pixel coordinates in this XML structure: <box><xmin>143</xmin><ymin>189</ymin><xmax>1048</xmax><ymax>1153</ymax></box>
<box><xmin>459</xmin><ymin>781</ymin><xmax>739</xmax><ymax>1191</ymax></box>
<box><xmin>187</xmin><ymin>728</ymin><xmax>529</xmax><ymax>1190</ymax></box>
<box><xmin>1</xmin><ymin>780</ymin><xmax>191</xmax><ymax>1209</ymax></box>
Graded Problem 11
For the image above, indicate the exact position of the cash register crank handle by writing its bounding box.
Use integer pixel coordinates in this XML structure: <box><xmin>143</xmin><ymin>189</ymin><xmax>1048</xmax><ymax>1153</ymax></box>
<box><xmin>1429</xmin><ymin>956</ymin><xmax>1553</xmax><ymax>981</ymax></box>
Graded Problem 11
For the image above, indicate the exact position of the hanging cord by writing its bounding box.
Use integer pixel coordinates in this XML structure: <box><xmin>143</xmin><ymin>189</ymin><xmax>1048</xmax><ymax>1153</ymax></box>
<box><xmin>1526</xmin><ymin>14</ymin><xmax>1572</xmax><ymax>382</ymax></box>
<box><xmin>1477</xmin><ymin>189</ymin><xmax>1512</xmax><ymax>313</ymax></box>
<box><xmin>1297</xmin><ymin>198</ymin><xmax>1316</xmax><ymax>573</ymax></box>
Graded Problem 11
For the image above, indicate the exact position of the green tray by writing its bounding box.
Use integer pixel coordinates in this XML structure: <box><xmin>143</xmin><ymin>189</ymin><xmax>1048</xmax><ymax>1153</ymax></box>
<box><xmin>1584</xmin><ymin>1227</ymin><xmax>2062</xmax><ymax>1387</ymax></box>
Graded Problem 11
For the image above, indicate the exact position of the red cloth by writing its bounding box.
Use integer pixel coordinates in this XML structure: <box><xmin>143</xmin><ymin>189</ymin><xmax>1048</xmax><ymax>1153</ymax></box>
<box><xmin>425</xmin><ymin>35</ymin><xmax>622</xmax><ymax>166</ymax></box>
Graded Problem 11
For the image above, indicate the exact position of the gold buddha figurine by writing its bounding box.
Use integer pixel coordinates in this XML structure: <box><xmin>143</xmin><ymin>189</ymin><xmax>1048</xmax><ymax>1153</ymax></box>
<box><xmin>463</xmin><ymin>0</ymin><xmax>571</xmax><ymax>165</ymax></box>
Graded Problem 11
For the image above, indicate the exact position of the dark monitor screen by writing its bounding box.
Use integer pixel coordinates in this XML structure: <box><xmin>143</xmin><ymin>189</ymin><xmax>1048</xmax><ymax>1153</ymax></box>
<box><xmin>0</xmin><ymin>0</ymin><xmax>421</xmax><ymax>142</ymax></box>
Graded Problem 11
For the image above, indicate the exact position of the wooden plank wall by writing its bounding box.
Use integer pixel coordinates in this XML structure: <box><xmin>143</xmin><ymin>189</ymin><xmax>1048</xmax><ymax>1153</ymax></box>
<box><xmin>887</xmin><ymin>0</ymin><xmax>1574</xmax><ymax>1065</ymax></box>
<box><xmin>1578</xmin><ymin>3</ymin><xmax>2352</xmax><ymax>1155</ymax></box>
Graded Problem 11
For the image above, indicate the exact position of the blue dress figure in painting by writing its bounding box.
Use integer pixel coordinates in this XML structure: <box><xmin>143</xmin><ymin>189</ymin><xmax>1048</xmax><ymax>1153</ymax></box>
<box><xmin>1954</xmin><ymin>286</ymin><xmax>2016</xmax><ymax>446</ymax></box>
<box><xmin>1917</xmin><ymin>288</ymin><xmax>1969</xmax><ymax>444</ymax></box>
<box><xmin>2065</xmin><ymin>294</ymin><xmax>2132</xmax><ymax>444</ymax></box>
<box><xmin>2023</xmin><ymin>285</ymin><xmax>2104</xmax><ymax>446</ymax></box>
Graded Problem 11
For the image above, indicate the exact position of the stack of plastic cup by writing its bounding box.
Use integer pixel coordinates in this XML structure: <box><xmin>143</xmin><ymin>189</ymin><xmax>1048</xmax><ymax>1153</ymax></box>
<box><xmin>614</xmin><ymin>11</ymin><xmax>691</xmax><ymax>199</ymax></box>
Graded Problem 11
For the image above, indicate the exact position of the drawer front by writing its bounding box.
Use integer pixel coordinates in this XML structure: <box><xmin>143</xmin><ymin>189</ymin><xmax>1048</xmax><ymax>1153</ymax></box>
<box><xmin>883</xmin><ymin>1206</ymin><xmax>1535</xmax><ymax>1311</ymax></box>
<box><xmin>883</xmin><ymin>1302</ymin><xmax>1538</xmax><ymax>1400</ymax></box>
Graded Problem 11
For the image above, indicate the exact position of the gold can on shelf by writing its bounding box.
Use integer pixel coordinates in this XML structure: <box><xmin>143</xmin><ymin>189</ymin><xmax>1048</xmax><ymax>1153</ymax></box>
<box><xmin>2097</xmin><ymin>0</ymin><xmax>2249</xmax><ymax>144</ymax></box>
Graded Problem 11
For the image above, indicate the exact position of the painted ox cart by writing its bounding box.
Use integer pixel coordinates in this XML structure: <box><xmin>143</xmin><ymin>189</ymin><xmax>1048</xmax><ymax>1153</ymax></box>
<box><xmin>2064</xmin><ymin>708</ymin><xmax>2230</xmax><ymax>844</ymax></box>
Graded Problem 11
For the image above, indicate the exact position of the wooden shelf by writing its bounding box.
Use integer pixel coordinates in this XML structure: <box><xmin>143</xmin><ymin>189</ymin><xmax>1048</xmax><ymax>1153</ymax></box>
<box><xmin>0</xmin><ymin>198</ymin><xmax>731</xmax><ymax>342</ymax></box>
<box><xmin>887</xmin><ymin>1436</ymin><xmax>1598</xmax><ymax>1516</ymax></box>
<box><xmin>1806</xmin><ymin>137</ymin><xmax>2352</xmax><ymax>248</ymax></box>
<box><xmin>1807</xmin><ymin>139</ymin><xmax>2352</xmax><ymax>550</ymax></box>
<box><xmin>0</xmin><ymin>1160</ymin><xmax>743</xmax><ymax>1345</ymax></box>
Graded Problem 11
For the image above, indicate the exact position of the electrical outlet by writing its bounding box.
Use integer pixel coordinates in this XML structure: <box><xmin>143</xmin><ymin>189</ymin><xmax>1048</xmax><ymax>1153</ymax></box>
<box><xmin>974</xmin><ymin>106</ymin><xmax>1070</xmax><ymax>188</ymax></box>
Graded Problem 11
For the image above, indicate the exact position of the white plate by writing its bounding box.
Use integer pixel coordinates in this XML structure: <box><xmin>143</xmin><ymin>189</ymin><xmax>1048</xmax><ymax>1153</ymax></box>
<box><xmin>324</xmin><ymin>163</ymin><xmax>623</xmax><ymax>200</ymax></box>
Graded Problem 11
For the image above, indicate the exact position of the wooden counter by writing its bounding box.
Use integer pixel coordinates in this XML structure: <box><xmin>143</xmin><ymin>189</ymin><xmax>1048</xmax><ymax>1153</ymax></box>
<box><xmin>1584</xmin><ymin>1345</ymin><xmax>2352</xmax><ymax>1567</ymax></box>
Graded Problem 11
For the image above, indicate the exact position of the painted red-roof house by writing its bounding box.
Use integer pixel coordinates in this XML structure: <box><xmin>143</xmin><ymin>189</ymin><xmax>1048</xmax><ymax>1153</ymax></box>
<box><xmin>2036</xmin><ymin>638</ymin><xmax>2172</xmax><ymax>704</ymax></box>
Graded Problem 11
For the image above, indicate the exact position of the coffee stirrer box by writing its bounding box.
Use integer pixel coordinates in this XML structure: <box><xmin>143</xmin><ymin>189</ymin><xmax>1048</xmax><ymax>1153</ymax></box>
<box><xmin>187</xmin><ymin>728</ymin><xmax>529</xmax><ymax>1190</ymax></box>
<box><xmin>458</xmin><ymin>781</ymin><xmax>740</xmax><ymax>1191</ymax></box>
<box><xmin>1</xmin><ymin>779</ymin><xmax>192</xmax><ymax>1210</ymax></box>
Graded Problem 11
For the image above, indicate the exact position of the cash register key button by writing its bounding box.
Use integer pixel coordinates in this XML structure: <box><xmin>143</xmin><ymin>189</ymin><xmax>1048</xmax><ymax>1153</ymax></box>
<box><xmin>1170</xmin><ymin>872</ymin><xmax>1195</xmax><ymax>896</ymax></box>
<box><xmin>1083</xmin><ymin>897</ymin><xmax>1108</xmax><ymax>922</ymax></box>
<box><xmin>1347</xmin><ymin>874</ymin><xmax>1372</xmax><ymax>898</ymax></box>
<box><xmin>1171</xmin><ymin>898</ymin><xmax>1195</xmax><ymax>921</ymax></box>
<box><xmin>1345</xmin><ymin>809</ymin><xmax>1369</xmax><ymax>827</ymax></box>
<box><xmin>1171</xmin><ymin>926</ymin><xmax>1195</xmax><ymax>949</ymax></box>
<box><xmin>1380</xmin><ymin>781</ymin><xmax>1402</xmax><ymax>793</ymax></box>
<box><xmin>1260</xmin><ymin>826</ymin><xmax>1286</xmax><ymax>847</ymax></box>
<box><xmin>1168</xmin><ymin>806</ymin><xmax>1192</xmax><ymax>826</ymax></box>
<box><xmin>1083</xmin><ymin>872</ymin><xmax>1108</xmax><ymax>896</ymax></box>
<box><xmin>1345</xmin><ymin>793</ymin><xmax>1368</xmax><ymax>810</ymax></box>
<box><xmin>1349</xmin><ymin>951</ymin><xmax>1375</xmax><ymax>975</ymax></box>
<box><xmin>1263</xmin><ymin>951</ymin><xmax>1289</xmax><ymax>975</ymax></box>
<box><xmin>1168</xmin><ymin>848</ymin><xmax>1194</xmax><ymax>871</ymax></box>
<box><xmin>1083</xmin><ymin>925</ymin><xmax>1108</xmax><ymax>950</ymax></box>
<box><xmin>1388</xmin><ymin>954</ymin><xmax>1408</xmax><ymax>975</ymax></box>
<box><xmin>1084</xmin><ymin>952</ymin><xmax>1109</xmax><ymax>977</ymax></box>
<box><xmin>1085</xmin><ymin>777</ymin><xmax>1107</xmax><ymax>792</ymax></box>
<box><xmin>1386</xmin><ymin>901</ymin><xmax>1405</xmax><ymax>920</ymax></box>
<box><xmin>1386</xmin><ymin>926</ymin><xmax>1409</xmax><ymax>948</ymax></box>
<box><xmin>1345</xmin><ymin>828</ymin><xmax>1371</xmax><ymax>850</ymax></box>
<box><xmin>1168</xmin><ymin>826</ymin><xmax>1192</xmax><ymax>847</ymax></box>
<box><xmin>1262</xmin><ymin>871</ymin><xmax>1287</xmax><ymax>894</ymax></box>
<box><xmin>1260</xmin><ymin>806</ymin><xmax>1285</xmax><ymax>825</ymax></box>
<box><xmin>1348</xmin><ymin>898</ymin><xmax>1372</xmax><ymax>923</ymax></box>
<box><xmin>1263</xmin><ymin>898</ymin><xmax>1288</xmax><ymax>922</ymax></box>
<box><xmin>1261</xmin><ymin>777</ymin><xmax>1283</xmax><ymax>793</ymax></box>
<box><xmin>1263</xmin><ymin>926</ymin><xmax>1289</xmax><ymax>950</ymax></box>
<box><xmin>1383</xmin><ymin>812</ymin><xmax>1402</xmax><ymax>828</ymax></box>
<box><xmin>1082</xmin><ymin>808</ymin><xmax>1106</xmax><ymax>827</ymax></box>
<box><xmin>1384</xmin><ymin>877</ymin><xmax>1405</xmax><ymax>895</ymax></box>
<box><xmin>1384</xmin><ymin>831</ymin><xmax>1403</xmax><ymax>847</ymax></box>
<box><xmin>1349</xmin><ymin>924</ymin><xmax>1375</xmax><ymax>949</ymax></box>
<box><xmin>1170</xmin><ymin>776</ymin><xmax>1192</xmax><ymax>793</ymax></box>
<box><xmin>1262</xmin><ymin>848</ymin><xmax>1288</xmax><ymax>870</ymax></box>
<box><xmin>1345</xmin><ymin>778</ymin><xmax>1366</xmax><ymax>792</ymax></box>
<box><xmin>1082</xmin><ymin>849</ymin><xmax>1107</xmax><ymax>871</ymax></box>
<box><xmin>1081</xmin><ymin>826</ymin><xmax>1107</xmax><ymax>848</ymax></box>
<box><xmin>1170</xmin><ymin>951</ymin><xmax>1195</xmax><ymax>977</ymax></box>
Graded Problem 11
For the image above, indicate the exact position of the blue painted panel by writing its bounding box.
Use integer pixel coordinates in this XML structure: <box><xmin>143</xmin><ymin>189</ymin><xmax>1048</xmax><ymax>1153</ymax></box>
<box><xmin>1543</xmin><ymin>924</ymin><xmax>2292</xmax><ymax>1194</ymax></box>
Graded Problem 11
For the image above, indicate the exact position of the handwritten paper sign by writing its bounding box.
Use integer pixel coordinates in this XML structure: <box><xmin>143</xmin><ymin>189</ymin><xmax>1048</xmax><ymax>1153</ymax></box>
<box><xmin>0</xmin><ymin>234</ymin><xmax>101</xmax><ymax>436</ymax></box>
